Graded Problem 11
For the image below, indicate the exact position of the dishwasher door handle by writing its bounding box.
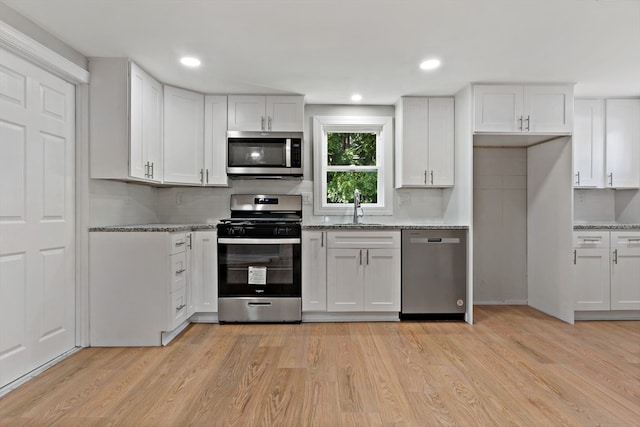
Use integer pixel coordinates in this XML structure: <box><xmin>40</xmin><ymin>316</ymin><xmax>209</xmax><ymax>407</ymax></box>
<box><xmin>410</xmin><ymin>237</ymin><xmax>460</xmax><ymax>244</ymax></box>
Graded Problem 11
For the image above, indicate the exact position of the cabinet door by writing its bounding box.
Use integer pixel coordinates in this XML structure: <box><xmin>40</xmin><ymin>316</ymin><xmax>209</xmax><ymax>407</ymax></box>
<box><xmin>204</xmin><ymin>95</ymin><xmax>228</xmax><ymax>186</ymax></box>
<box><xmin>398</xmin><ymin>98</ymin><xmax>429</xmax><ymax>186</ymax></box>
<box><xmin>573</xmin><ymin>99</ymin><xmax>605</xmax><ymax>188</ymax></box>
<box><xmin>611</xmin><ymin>232</ymin><xmax>640</xmax><ymax>310</ymax></box>
<box><xmin>327</xmin><ymin>248</ymin><xmax>364</xmax><ymax>311</ymax></box>
<box><xmin>193</xmin><ymin>231</ymin><xmax>218</xmax><ymax>312</ymax></box>
<box><xmin>227</xmin><ymin>95</ymin><xmax>265</xmax><ymax>131</ymax></box>
<box><xmin>606</xmin><ymin>99</ymin><xmax>640</xmax><ymax>189</ymax></box>
<box><xmin>186</xmin><ymin>233</ymin><xmax>195</xmax><ymax>317</ymax></box>
<box><xmin>129</xmin><ymin>62</ymin><xmax>147</xmax><ymax>180</ymax></box>
<box><xmin>573</xmin><ymin>248</ymin><xmax>610</xmax><ymax>311</ymax></box>
<box><xmin>473</xmin><ymin>85</ymin><xmax>523</xmax><ymax>132</ymax></box>
<box><xmin>302</xmin><ymin>231</ymin><xmax>327</xmax><ymax>311</ymax></box>
<box><xmin>163</xmin><ymin>86</ymin><xmax>204</xmax><ymax>184</ymax></box>
<box><xmin>428</xmin><ymin>98</ymin><xmax>455</xmax><ymax>186</ymax></box>
<box><xmin>524</xmin><ymin>85</ymin><xmax>573</xmax><ymax>133</ymax></box>
<box><xmin>364</xmin><ymin>249</ymin><xmax>400</xmax><ymax>311</ymax></box>
<box><xmin>266</xmin><ymin>96</ymin><xmax>304</xmax><ymax>131</ymax></box>
<box><xmin>144</xmin><ymin>75</ymin><xmax>163</xmax><ymax>182</ymax></box>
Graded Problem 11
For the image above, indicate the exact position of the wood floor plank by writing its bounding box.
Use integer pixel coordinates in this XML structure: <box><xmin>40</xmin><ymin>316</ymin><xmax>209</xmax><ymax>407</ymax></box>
<box><xmin>1</xmin><ymin>306</ymin><xmax>639</xmax><ymax>426</ymax></box>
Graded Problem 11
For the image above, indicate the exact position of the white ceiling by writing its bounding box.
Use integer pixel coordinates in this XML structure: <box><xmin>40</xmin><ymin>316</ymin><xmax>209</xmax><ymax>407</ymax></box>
<box><xmin>2</xmin><ymin>0</ymin><xmax>639</xmax><ymax>104</ymax></box>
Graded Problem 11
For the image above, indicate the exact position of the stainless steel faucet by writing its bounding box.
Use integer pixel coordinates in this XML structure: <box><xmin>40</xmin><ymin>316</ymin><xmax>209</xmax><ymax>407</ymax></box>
<box><xmin>353</xmin><ymin>189</ymin><xmax>363</xmax><ymax>224</ymax></box>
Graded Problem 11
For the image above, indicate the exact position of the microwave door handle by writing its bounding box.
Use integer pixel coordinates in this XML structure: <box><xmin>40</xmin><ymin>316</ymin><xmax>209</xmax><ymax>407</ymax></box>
<box><xmin>285</xmin><ymin>138</ymin><xmax>291</xmax><ymax>167</ymax></box>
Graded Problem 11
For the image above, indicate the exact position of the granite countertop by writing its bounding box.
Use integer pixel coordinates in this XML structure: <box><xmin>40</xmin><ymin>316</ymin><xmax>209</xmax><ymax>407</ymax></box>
<box><xmin>573</xmin><ymin>224</ymin><xmax>640</xmax><ymax>230</ymax></box>
<box><xmin>90</xmin><ymin>222</ymin><xmax>469</xmax><ymax>232</ymax></box>
<box><xmin>89</xmin><ymin>223</ymin><xmax>218</xmax><ymax>232</ymax></box>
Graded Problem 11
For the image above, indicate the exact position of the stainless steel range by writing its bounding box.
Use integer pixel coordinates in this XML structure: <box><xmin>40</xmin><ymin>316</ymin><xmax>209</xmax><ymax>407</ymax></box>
<box><xmin>217</xmin><ymin>194</ymin><xmax>302</xmax><ymax>323</ymax></box>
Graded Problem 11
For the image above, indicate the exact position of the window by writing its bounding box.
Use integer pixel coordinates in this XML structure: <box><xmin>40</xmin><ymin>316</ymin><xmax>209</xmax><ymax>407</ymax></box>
<box><xmin>313</xmin><ymin>116</ymin><xmax>393</xmax><ymax>215</ymax></box>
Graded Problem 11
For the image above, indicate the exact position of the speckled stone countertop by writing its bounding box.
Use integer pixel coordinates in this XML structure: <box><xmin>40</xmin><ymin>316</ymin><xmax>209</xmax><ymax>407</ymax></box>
<box><xmin>89</xmin><ymin>224</ymin><xmax>218</xmax><ymax>232</ymax></box>
<box><xmin>573</xmin><ymin>224</ymin><xmax>640</xmax><ymax>230</ymax></box>
<box><xmin>302</xmin><ymin>223</ymin><xmax>469</xmax><ymax>230</ymax></box>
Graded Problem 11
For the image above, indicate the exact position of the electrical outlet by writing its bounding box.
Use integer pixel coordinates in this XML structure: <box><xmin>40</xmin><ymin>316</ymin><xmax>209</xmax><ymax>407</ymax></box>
<box><xmin>398</xmin><ymin>192</ymin><xmax>411</xmax><ymax>207</ymax></box>
<box><xmin>176</xmin><ymin>192</ymin><xmax>185</xmax><ymax>205</ymax></box>
<box><xmin>302</xmin><ymin>192</ymin><xmax>313</xmax><ymax>204</ymax></box>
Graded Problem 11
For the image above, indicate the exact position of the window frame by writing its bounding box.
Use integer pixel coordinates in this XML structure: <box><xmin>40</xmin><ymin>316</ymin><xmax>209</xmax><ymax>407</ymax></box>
<box><xmin>313</xmin><ymin>115</ymin><xmax>393</xmax><ymax>216</ymax></box>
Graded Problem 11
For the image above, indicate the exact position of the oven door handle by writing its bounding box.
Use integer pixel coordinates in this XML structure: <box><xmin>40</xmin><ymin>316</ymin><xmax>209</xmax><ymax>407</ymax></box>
<box><xmin>218</xmin><ymin>238</ymin><xmax>301</xmax><ymax>245</ymax></box>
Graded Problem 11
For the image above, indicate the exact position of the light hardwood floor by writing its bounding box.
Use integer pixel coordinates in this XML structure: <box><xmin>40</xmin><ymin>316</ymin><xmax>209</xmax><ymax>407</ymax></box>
<box><xmin>1</xmin><ymin>306</ymin><xmax>639</xmax><ymax>426</ymax></box>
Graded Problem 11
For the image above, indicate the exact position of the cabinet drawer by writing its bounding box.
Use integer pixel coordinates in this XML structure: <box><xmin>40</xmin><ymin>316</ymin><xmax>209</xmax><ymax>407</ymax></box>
<box><xmin>573</xmin><ymin>231</ymin><xmax>609</xmax><ymax>249</ymax></box>
<box><xmin>170</xmin><ymin>252</ymin><xmax>187</xmax><ymax>293</ymax></box>
<box><xmin>327</xmin><ymin>231</ymin><xmax>401</xmax><ymax>249</ymax></box>
<box><xmin>171</xmin><ymin>287</ymin><xmax>188</xmax><ymax>329</ymax></box>
<box><xmin>611</xmin><ymin>231</ymin><xmax>640</xmax><ymax>249</ymax></box>
<box><xmin>170</xmin><ymin>232</ymin><xmax>187</xmax><ymax>254</ymax></box>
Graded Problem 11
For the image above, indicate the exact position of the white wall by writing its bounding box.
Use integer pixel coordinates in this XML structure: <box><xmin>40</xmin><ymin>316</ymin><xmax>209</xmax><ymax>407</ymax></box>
<box><xmin>573</xmin><ymin>189</ymin><xmax>616</xmax><ymax>223</ymax></box>
<box><xmin>89</xmin><ymin>180</ymin><xmax>159</xmax><ymax>226</ymax></box>
<box><xmin>473</xmin><ymin>147</ymin><xmax>528</xmax><ymax>304</ymax></box>
<box><xmin>615</xmin><ymin>190</ymin><xmax>640</xmax><ymax>223</ymax></box>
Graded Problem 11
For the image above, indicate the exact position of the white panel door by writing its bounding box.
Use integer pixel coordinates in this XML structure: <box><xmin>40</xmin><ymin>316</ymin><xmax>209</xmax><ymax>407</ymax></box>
<box><xmin>611</xmin><ymin>232</ymin><xmax>640</xmax><ymax>310</ymax></box>
<box><xmin>227</xmin><ymin>95</ymin><xmax>265</xmax><ymax>131</ymax></box>
<box><xmin>327</xmin><ymin>249</ymin><xmax>364</xmax><ymax>311</ymax></box>
<box><xmin>524</xmin><ymin>85</ymin><xmax>573</xmax><ymax>133</ymax></box>
<box><xmin>428</xmin><ymin>98</ymin><xmax>455</xmax><ymax>186</ymax></box>
<box><xmin>163</xmin><ymin>85</ymin><xmax>204</xmax><ymax>184</ymax></box>
<box><xmin>399</xmin><ymin>98</ymin><xmax>429</xmax><ymax>186</ymax></box>
<box><xmin>573</xmin><ymin>248</ymin><xmax>610</xmax><ymax>311</ymax></box>
<box><xmin>203</xmin><ymin>95</ymin><xmax>228</xmax><ymax>186</ymax></box>
<box><xmin>194</xmin><ymin>231</ymin><xmax>218</xmax><ymax>312</ymax></box>
<box><xmin>0</xmin><ymin>48</ymin><xmax>75</xmax><ymax>387</ymax></box>
<box><xmin>606</xmin><ymin>99</ymin><xmax>640</xmax><ymax>189</ymax></box>
<box><xmin>301</xmin><ymin>231</ymin><xmax>327</xmax><ymax>311</ymax></box>
<box><xmin>266</xmin><ymin>96</ymin><xmax>304</xmax><ymax>131</ymax></box>
<box><xmin>573</xmin><ymin>99</ymin><xmax>605</xmax><ymax>188</ymax></box>
<box><xmin>474</xmin><ymin>85</ymin><xmax>523</xmax><ymax>132</ymax></box>
<box><xmin>364</xmin><ymin>249</ymin><xmax>400</xmax><ymax>311</ymax></box>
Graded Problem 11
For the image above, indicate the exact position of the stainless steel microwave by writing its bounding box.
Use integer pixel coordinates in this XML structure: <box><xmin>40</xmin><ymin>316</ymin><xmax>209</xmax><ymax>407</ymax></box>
<box><xmin>227</xmin><ymin>131</ymin><xmax>303</xmax><ymax>177</ymax></box>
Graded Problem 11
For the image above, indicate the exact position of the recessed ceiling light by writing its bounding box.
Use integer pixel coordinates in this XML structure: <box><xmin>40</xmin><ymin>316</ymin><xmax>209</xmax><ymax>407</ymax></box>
<box><xmin>180</xmin><ymin>57</ymin><xmax>201</xmax><ymax>67</ymax></box>
<box><xmin>419</xmin><ymin>59</ymin><xmax>441</xmax><ymax>70</ymax></box>
<box><xmin>351</xmin><ymin>94</ymin><xmax>362</xmax><ymax>102</ymax></box>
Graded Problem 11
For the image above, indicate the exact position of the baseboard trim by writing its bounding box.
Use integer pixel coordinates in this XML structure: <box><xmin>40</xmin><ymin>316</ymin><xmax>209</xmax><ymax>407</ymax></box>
<box><xmin>302</xmin><ymin>312</ymin><xmax>400</xmax><ymax>322</ymax></box>
<box><xmin>575</xmin><ymin>310</ymin><xmax>640</xmax><ymax>321</ymax></box>
<box><xmin>473</xmin><ymin>300</ymin><xmax>528</xmax><ymax>305</ymax></box>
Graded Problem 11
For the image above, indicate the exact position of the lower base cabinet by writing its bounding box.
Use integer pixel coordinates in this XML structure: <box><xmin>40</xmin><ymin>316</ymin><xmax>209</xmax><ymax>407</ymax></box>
<box><xmin>574</xmin><ymin>230</ymin><xmax>640</xmax><ymax>311</ymax></box>
<box><xmin>193</xmin><ymin>230</ymin><xmax>218</xmax><ymax>312</ymax></box>
<box><xmin>326</xmin><ymin>231</ymin><xmax>401</xmax><ymax>312</ymax></box>
<box><xmin>90</xmin><ymin>231</ymin><xmax>193</xmax><ymax>346</ymax></box>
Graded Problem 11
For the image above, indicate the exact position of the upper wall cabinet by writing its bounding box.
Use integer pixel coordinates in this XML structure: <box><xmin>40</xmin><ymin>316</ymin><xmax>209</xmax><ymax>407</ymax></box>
<box><xmin>227</xmin><ymin>95</ymin><xmax>304</xmax><ymax>132</ymax></box>
<box><xmin>573</xmin><ymin>99</ymin><xmax>605</xmax><ymax>188</ymax></box>
<box><xmin>395</xmin><ymin>97</ymin><xmax>454</xmax><ymax>188</ymax></box>
<box><xmin>473</xmin><ymin>84</ymin><xmax>573</xmax><ymax>134</ymax></box>
<box><xmin>605</xmin><ymin>99</ymin><xmax>640</xmax><ymax>189</ymax></box>
<box><xmin>90</xmin><ymin>59</ymin><xmax>163</xmax><ymax>183</ymax></box>
<box><xmin>163</xmin><ymin>89</ymin><xmax>228</xmax><ymax>186</ymax></box>
<box><xmin>573</xmin><ymin>98</ymin><xmax>639</xmax><ymax>189</ymax></box>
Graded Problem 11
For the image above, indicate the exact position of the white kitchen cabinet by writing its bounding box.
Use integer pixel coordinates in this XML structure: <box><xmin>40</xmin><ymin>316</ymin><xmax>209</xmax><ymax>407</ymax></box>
<box><xmin>302</xmin><ymin>231</ymin><xmax>327</xmax><ymax>311</ymax></box>
<box><xmin>473</xmin><ymin>84</ymin><xmax>573</xmax><ymax>134</ymax></box>
<box><xmin>89</xmin><ymin>231</ymin><xmax>193</xmax><ymax>346</ymax></box>
<box><xmin>326</xmin><ymin>231</ymin><xmax>401</xmax><ymax>312</ymax></box>
<box><xmin>573</xmin><ymin>230</ymin><xmax>640</xmax><ymax>312</ymax></box>
<box><xmin>163</xmin><ymin>86</ymin><xmax>204</xmax><ymax>184</ymax></box>
<box><xmin>605</xmin><ymin>99</ymin><xmax>640</xmax><ymax>189</ymax></box>
<box><xmin>193</xmin><ymin>230</ymin><xmax>218</xmax><ymax>312</ymax></box>
<box><xmin>203</xmin><ymin>95</ymin><xmax>229</xmax><ymax>186</ymax></box>
<box><xmin>573</xmin><ymin>99</ymin><xmax>605</xmax><ymax>188</ymax></box>
<box><xmin>227</xmin><ymin>95</ymin><xmax>304</xmax><ymax>132</ymax></box>
<box><xmin>610</xmin><ymin>232</ymin><xmax>640</xmax><ymax>310</ymax></box>
<box><xmin>90</xmin><ymin>59</ymin><xmax>163</xmax><ymax>183</ymax></box>
<box><xmin>573</xmin><ymin>231</ymin><xmax>610</xmax><ymax>310</ymax></box>
<box><xmin>395</xmin><ymin>97</ymin><xmax>454</xmax><ymax>188</ymax></box>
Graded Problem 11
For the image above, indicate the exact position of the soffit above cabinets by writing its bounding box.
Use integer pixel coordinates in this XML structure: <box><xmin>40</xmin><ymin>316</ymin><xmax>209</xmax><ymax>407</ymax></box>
<box><xmin>473</xmin><ymin>133</ymin><xmax>571</xmax><ymax>148</ymax></box>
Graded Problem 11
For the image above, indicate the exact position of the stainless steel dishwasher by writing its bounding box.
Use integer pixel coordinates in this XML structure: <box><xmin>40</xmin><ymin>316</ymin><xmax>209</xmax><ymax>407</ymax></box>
<box><xmin>401</xmin><ymin>229</ymin><xmax>467</xmax><ymax>320</ymax></box>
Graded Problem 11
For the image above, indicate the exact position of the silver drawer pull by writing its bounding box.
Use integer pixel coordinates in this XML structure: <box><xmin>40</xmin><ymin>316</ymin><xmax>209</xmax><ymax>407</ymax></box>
<box><xmin>581</xmin><ymin>238</ymin><xmax>600</xmax><ymax>242</ymax></box>
<box><xmin>175</xmin><ymin>268</ymin><xmax>186</xmax><ymax>274</ymax></box>
<box><xmin>175</xmin><ymin>241</ymin><xmax>186</xmax><ymax>247</ymax></box>
<box><xmin>248</xmin><ymin>302</ymin><xmax>272</xmax><ymax>307</ymax></box>
<box><xmin>176</xmin><ymin>304</ymin><xmax>186</xmax><ymax>311</ymax></box>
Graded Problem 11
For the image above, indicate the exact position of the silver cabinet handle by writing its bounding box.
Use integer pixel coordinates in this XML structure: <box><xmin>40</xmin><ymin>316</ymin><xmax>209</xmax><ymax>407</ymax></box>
<box><xmin>150</xmin><ymin>162</ymin><xmax>154</xmax><ymax>179</ymax></box>
<box><xmin>582</xmin><ymin>238</ymin><xmax>600</xmax><ymax>242</ymax></box>
<box><xmin>608</xmin><ymin>173</ymin><xmax>613</xmax><ymax>187</ymax></box>
<box><xmin>359</xmin><ymin>249</ymin><xmax>362</xmax><ymax>265</ymax></box>
<box><xmin>320</xmin><ymin>232</ymin><xmax>324</xmax><ymax>247</ymax></box>
<box><xmin>176</xmin><ymin>304</ymin><xmax>186</xmax><ymax>312</ymax></box>
<box><xmin>176</xmin><ymin>268</ymin><xmax>186</xmax><ymax>274</ymax></box>
<box><xmin>366</xmin><ymin>249</ymin><xmax>369</xmax><ymax>265</ymax></box>
<box><xmin>268</xmin><ymin>116</ymin><xmax>272</xmax><ymax>131</ymax></box>
<box><xmin>144</xmin><ymin>162</ymin><xmax>150</xmax><ymax>178</ymax></box>
<box><xmin>518</xmin><ymin>116</ymin><xmax>523</xmax><ymax>131</ymax></box>
<box><xmin>206</xmin><ymin>169</ymin><xmax>209</xmax><ymax>183</ymax></box>
<box><xmin>187</xmin><ymin>233</ymin><xmax>192</xmax><ymax>249</ymax></box>
<box><xmin>430</xmin><ymin>170</ymin><xmax>434</xmax><ymax>185</ymax></box>
<box><xmin>573</xmin><ymin>249</ymin><xmax>576</xmax><ymax>265</ymax></box>
<box><xmin>575</xmin><ymin>172</ymin><xmax>580</xmax><ymax>186</ymax></box>
<box><xmin>261</xmin><ymin>116</ymin><xmax>265</xmax><ymax>131</ymax></box>
<box><xmin>175</xmin><ymin>241</ymin><xmax>186</xmax><ymax>247</ymax></box>
<box><xmin>613</xmin><ymin>249</ymin><xmax>618</xmax><ymax>264</ymax></box>
<box><xmin>200</xmin><ymin>169</ymin><xmax>204</xmax><ymax>184</ymax></box>
<box><xmin>423</xmin><ymin>170</ymin><xmax>427</xmax><ymax>185</ymax></box>
<box><xmin>525</xmin><ymin>115</ymin><xmax>530</xmax><ymax>131</ymax></box>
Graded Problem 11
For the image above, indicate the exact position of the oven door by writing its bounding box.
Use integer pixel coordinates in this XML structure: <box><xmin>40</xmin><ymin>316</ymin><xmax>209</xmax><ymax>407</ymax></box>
<box><xmin>218</xmin><ymin>238</ymin><xmax>301</xmax><ymax>297</ymax></box>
